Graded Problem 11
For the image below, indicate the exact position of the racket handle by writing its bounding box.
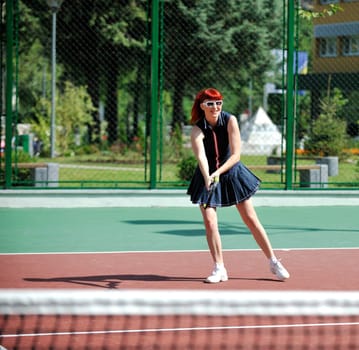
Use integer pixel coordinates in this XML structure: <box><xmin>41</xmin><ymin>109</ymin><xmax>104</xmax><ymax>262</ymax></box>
<box><xmin>203</xmin><ymin>176</ymin><xmax>220</xmax><ymax>209</ymax></box>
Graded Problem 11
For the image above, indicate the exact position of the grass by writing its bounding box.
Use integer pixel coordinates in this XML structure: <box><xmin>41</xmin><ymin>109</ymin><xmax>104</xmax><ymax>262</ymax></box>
<box><xmin>64</xmin><ymin>157</ymin><xmax>359</xmax><ymax>189</ymax></box>
<box><xmin>10</xmin><ymin>152</ymin><xmax>359</xmax><ymax>189</ymax></box>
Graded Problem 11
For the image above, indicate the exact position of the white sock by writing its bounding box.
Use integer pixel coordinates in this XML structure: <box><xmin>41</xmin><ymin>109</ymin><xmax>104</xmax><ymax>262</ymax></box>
<box><xmin>215</xmin><ymin>262</ymin><xmax>224</xmax><ymax>270</ymax></box>
<box><xmin>270</xmin><ymin>257</ymin><xmax>278</xmax><ymax>264</ymax></box>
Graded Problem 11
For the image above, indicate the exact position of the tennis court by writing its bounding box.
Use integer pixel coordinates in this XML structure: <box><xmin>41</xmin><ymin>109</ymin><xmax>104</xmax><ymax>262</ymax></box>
<box><xmin>1</xmin><ymin>190</ymin><xmax>359</xmax><ymax>349</ymax></box>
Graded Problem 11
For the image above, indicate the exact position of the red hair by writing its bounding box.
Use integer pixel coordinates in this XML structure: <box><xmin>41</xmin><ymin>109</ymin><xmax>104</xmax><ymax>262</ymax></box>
<box><xmin>190</xmin><ymin>88</ymin><xmax>223</xmax><ymax>124</ymax></box>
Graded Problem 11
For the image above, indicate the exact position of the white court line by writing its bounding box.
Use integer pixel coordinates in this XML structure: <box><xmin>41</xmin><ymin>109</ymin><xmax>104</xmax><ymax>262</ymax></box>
<box><xmin>2</xmin><ymin>321</ymin><xmax>359</xmax><ymax>339</ymax></box>
<box><xmin>1</xmin><ymin>190</ymin><xmax>359</xmax><ymax>207</ymax></box>
<box><xmin>0</xmin><ymin>247</ymin><xmax>358</xmax><ymax>256</ymax></box>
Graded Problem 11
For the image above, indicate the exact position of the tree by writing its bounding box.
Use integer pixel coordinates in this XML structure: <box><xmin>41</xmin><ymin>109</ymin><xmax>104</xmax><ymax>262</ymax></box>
<box><xmin>305</xmin><ymin>89</ymin><xmax>347</xmax><ymax>157</ymax></box>
<box><xmin>339</xmin><ymin>91</ymin><xmax>359</xmax><ymax>138</ymax></box>
<box><xmin>30</xmin><ymin>81</ymin><xmax>96</xmax><ymax>156</ymax></box>
<box><xmin>18</xmin><ymin>0</ymin><xmax>284</xmax><ymax>145</ymax></box>
<box><xmin>20</xmin><ymin>0</ymin><xmax>149</xmax><ymax>145</ymax></box>
<box><xmin>164</xmin><ymin>0</ymin><xmax>283</xmax><ymax>129</ymax></box>
<box><xmin>84</xmin><ymin>1</ymin><xmax>148</xmax><ymax>144</ymax></box>
<box><xmin>16</xmin><ymin>2</ymin><xmax>50</xmax><ymax>122</ymax></box>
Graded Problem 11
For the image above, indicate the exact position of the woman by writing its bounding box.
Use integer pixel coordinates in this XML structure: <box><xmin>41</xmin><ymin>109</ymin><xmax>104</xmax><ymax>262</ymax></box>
<box><xmin>187</xmin><ymin>88</ymin><xmax>290</xmax><ymax>283</ymax></box>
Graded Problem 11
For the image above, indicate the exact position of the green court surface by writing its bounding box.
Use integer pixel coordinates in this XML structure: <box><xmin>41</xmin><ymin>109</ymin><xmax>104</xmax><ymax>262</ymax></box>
<box><xmin>1</xmin><ymin>206</ymin><xmax>358</xmax><ymax>254</ymax></box>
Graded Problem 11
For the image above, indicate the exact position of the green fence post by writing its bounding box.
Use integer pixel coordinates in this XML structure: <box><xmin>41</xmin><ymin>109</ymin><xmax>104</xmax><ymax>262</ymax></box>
<box><xmin>149</xmin><ymin>0</ymin><xmax>160</xmax><ymax>189</ymax></box>
<box><xmin>5</xmin><ymin>0</ymin><xmax>14</xmax><ymax>189</ymax></box>
<box><xmin>285</xmin><ymin>0</ymin><xmax>295</xmax><ymax>190</ymax></box>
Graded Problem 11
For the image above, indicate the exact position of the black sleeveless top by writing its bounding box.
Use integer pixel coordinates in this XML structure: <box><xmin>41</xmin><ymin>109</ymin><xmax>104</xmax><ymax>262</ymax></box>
<box><xmin>196</xmin><ymin>111</ymin><xmax>232</xmax><ymax>174</ymax></box>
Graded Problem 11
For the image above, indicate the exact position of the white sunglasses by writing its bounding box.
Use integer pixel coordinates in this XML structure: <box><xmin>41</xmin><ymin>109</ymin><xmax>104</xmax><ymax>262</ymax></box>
<box><xmin>202</xmin><ymin>100</ymin><xmax>223</xmax><ymax>108</ymax></box>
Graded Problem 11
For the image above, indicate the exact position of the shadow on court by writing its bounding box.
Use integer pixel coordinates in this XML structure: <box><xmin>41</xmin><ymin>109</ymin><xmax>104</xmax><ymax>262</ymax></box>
<box><xmin>125</xmin><ymin>219</ymin><xmax>359</xmax><ymax>237</ymax></box>
<box><xmin>23</xmin><ymin>274</ymin><xmax>280</xmax><ymax>289</ymax></box>
<box><xmin>2</xmin><ymin>249</ymin><xmax>359</xmax><ymax>290</ymax></box>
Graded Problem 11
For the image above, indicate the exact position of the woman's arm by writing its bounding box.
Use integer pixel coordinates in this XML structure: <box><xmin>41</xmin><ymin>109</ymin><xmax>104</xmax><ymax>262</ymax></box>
<box><xmin>191</xmin><ymin>125</ymin><xmax>212</xmax><ymax>189</ymax></box>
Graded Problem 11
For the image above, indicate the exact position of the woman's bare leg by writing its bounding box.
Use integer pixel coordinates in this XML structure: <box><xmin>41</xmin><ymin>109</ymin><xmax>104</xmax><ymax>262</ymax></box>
<box><xmin>236</xmin><ymin>198</ymin><xmax>290</xmax><ymax>280</ymax></box>
<box><xmin>200</xmin><ymin>206</ymin><xmax>228</xmax><ymax>282</ymax></box>
<box><xmin>236</xmin><ymin>198</ymin><xmax>274</xmax><ymax>259</ymax></box>
<box><xmin>200</xmin><ymin>206</ymin><xmax>224</xmax><ymax>264</ymax></box>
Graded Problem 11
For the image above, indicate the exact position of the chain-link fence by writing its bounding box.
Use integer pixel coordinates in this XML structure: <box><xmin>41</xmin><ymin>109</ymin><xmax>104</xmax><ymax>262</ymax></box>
<box><xmin>297</xmin><ymin>0</ymin><xmax>359</xmax><ymax>189</ymax></box>
<box><xmin>1</xmin><ymin>0</ymin><xmax>359</xmax><ymax>189</ymax></box>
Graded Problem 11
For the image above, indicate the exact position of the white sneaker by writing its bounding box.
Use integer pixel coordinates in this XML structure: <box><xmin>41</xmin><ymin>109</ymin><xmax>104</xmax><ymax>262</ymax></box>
<box><xmin>270</xmin><ymin>260</ymin><xmax>290</xmax><ymax>280</ymax></box>
<box><xmin>205</xmin><ymin>266</ymin><xmax>228</xmax><ymax>283</ymax></box>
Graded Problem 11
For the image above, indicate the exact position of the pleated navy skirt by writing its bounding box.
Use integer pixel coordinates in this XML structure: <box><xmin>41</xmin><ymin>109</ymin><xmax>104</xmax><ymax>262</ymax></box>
<box><xmin>187</xmin><ymin>161</ymin><xmax>261</xmax><ymax>207</ymax></box>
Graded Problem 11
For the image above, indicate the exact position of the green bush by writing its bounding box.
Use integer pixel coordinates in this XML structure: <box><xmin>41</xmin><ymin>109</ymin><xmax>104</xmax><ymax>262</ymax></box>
<box><xmin>177</xmin><ymin>155</ymin><xmax>197</xmax><ymax>181</ymax></box>
<box><xmin>0</xmin><ymin>150</ymin><xmax>36</xmax><ymax>186</ymax></box>
<box><xmin>12</xmin><ymin>149</ymin><xmax>34</xmax><ymax>163</ymax></box>
<box><xmin>30</xmin><ymin>81</ymin><xmax>96</xmax><ymax>156</ymax></box>
<box><xmin>305</xmin><ymin>88</ymin><xmax>347</xmax><ymax>157</ymax></box>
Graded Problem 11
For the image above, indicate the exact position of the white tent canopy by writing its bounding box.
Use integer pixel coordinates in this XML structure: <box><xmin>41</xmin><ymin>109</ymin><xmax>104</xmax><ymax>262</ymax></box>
<box><xmin>240</xmin><ymin>106</ymin><xmax>283</xmax><ymax>156</ymax></box>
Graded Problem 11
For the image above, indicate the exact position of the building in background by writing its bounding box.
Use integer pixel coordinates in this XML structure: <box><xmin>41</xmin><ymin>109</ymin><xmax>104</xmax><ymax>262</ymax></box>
<box><xmin>299</xmin><ymin>0</ymin><xmax>359</xmax><ymax>118</ymax></box>
<box><xmin>313</xmin><ymin>0</ymin><xmax>359</xmax><ymax>73</ymax></box>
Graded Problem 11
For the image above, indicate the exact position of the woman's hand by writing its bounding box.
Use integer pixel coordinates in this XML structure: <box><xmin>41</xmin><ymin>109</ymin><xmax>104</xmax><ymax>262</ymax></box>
<box><xmin>210</xmin><ymin>171</ymin><xmax>220</xmax><ymax>180</ymax></box>
<box><xmin>204</xmin><ymin>176</ymin><xmax>213</xmax><ymax>191</ymax></box>
<box><xmin>207</xmin><ymin>172</ymin><xmax>220</xmax><ymax>190</ymax></box>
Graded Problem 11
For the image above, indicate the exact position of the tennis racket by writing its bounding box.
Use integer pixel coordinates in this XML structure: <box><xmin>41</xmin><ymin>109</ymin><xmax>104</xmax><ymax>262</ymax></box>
<box><xmin>203</xmin><ymin>176</ymin><xmax>219</xmax><ymax>209</ymax></box>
